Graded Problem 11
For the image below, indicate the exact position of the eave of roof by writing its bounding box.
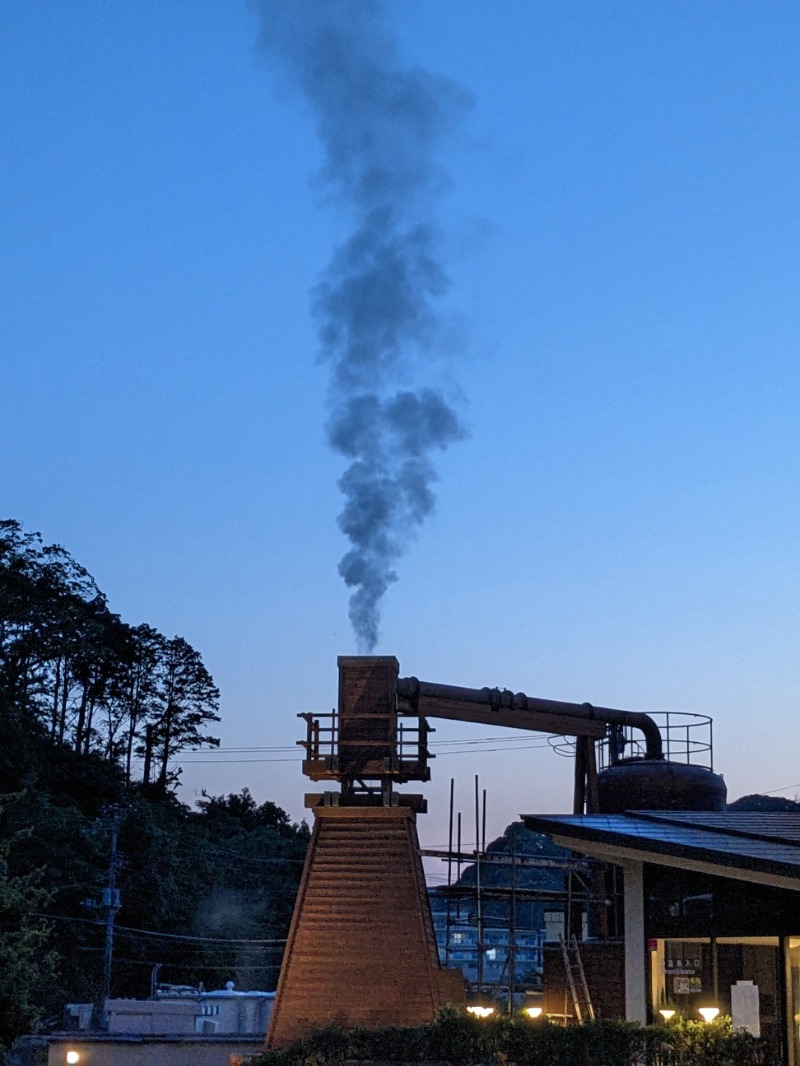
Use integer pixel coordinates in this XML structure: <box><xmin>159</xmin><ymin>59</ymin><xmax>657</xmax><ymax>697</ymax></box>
<box><xmin>520</xmin><ymin>812</ymin><xmax>800</xmax><ymax>888</ymax></box>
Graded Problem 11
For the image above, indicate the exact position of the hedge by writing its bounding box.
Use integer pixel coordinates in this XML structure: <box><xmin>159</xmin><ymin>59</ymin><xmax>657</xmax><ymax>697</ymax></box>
<box><xmin>251</xmin><ymin>1009</ymin><xmax>775</xmax><ymax>1065</ymax></box>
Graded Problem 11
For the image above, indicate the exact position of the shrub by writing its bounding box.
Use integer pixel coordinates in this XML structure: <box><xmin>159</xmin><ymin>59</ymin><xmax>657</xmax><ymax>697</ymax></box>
<box><xmin>650</xmin><ymin>1015</ymin><xmax>774</xmax><ymax>1065</ymax></box>
<box><xmin>250</xmin><ymin>1009</ymin><xmax>774</xmax><ymax>1066</ymax></box>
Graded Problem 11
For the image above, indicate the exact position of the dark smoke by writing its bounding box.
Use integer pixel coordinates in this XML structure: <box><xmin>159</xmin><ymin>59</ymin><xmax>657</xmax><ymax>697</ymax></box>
<box><xmin>253</xmin><ymin>0</ymin><xmax>470</xmax><ymax>651</ymax></box>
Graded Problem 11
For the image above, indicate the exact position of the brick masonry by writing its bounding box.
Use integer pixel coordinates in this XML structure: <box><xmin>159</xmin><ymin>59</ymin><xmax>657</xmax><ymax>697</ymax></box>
<box><xmin>267</xmin><ymin>805</ymin><xmax>464</xmax><ymax>1048</ymax></box>
<box><xmin>336</xmin><ymin>655</ymin><xmax>399</xmax><ymax>771</ymax></box>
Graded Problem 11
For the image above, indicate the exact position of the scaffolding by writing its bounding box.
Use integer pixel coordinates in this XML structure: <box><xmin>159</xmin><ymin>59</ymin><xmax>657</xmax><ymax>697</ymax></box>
<box><xmin>422</xmin><ymin>776</ymin><xmax>622</xmax><ymax>1010</ymax></box>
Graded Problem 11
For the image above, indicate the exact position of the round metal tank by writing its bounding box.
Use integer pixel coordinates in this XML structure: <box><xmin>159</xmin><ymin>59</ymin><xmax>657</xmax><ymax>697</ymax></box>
<box><xmin>597</xmin><ymin>758</ymin><xmax>727</xmax><ymax>813</ymax></box>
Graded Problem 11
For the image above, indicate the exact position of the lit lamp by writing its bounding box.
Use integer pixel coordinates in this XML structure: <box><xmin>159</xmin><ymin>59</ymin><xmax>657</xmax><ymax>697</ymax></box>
<box><xmin>66</xmin><ymin>1053</ymin><xmax>81</xmax><ymax>1064</ymax></box>
<box><xmin>466</xmin><ymin>1005</ymin><xmax>495</xmax><ymax>1019</ymax></box>
<box><xmin>524</xmin><ymin>1006</ymin><xmax>543</xmax><ymax>1020</ymax></box>
<box><xmin>698</xmin><ymin>1007</ymin><xmax>720</xmax><ymax>1024</ymax></box>
<box><xmin>659</xmin><ymin>1009</ymin><xmax>676</xmax><ymax>1022</ymax></box>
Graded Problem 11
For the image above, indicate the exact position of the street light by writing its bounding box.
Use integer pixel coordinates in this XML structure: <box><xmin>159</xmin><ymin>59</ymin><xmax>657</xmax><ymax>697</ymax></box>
<box><xmin>524</xmin><ymin>1006</ymin><xmax>543</xmax><ymax>1019</ymax></box>
<box><xmin>659</xmin><ymin>1009</ymin><xmax>676</xmax><ymax>1021</ymax></box>
<box><xmin>466</xmin><ymin>1005</ymin><xmax>495</xmax><ymax>1019</ymax></box>
<box><xmin>698</xmin><ymin>1007</ymin><xmax>720</xmax><ymax>1023</ymax></box>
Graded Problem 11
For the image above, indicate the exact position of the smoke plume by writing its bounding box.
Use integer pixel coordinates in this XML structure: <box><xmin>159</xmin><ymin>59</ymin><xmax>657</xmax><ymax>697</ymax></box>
<box><xmin>254</xmin><ymin>0</ymin><xmax>470</xmax><ymax>651</ymax></box>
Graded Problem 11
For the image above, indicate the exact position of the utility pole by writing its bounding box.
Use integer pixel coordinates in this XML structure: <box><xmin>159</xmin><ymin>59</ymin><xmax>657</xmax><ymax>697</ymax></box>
<box><xmin>508</xmin><ymin>823</ymin><xmax>517</xmax><ymax>1013</ymax></box>
<box><xmin>475</xmin><ymin>776</ymin><xmax>483</xmax><ymax>996</ymax></box>
<box><xmin>99</xmin><ymin>805</ymin><xmax>124</xmax><ymax>1026</ymax></box>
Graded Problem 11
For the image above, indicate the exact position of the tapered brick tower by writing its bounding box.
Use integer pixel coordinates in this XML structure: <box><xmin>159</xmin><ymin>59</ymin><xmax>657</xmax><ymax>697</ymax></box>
<box><xmin>266</xmin><ymin>657</ymin><xmax>463</xmax><ymax>1048</ymax></box>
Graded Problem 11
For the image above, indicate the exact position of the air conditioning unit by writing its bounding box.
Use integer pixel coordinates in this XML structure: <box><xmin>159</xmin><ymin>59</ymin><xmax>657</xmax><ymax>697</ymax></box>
<box><xmin>65</xmin><ymin>1004</ymin><xmax>93</xmax><ymax>1031</ymax></box>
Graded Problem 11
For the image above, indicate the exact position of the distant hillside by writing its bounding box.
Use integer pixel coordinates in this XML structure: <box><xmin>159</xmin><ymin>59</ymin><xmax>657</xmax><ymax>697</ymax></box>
<box><xmin>454</xmin><ymin>821</ymin><xmax>571</xmax><ymax>893</ymax></box>
<box><xmin>728</xmin><ymin>793</ymin><xmax>800</xmax><ymax>812</ymax></box>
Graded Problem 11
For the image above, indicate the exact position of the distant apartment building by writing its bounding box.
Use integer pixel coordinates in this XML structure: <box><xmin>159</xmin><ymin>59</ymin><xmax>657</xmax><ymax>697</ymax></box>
<box><xmin>429</xmin><ymin>887</ymin><xmax>556</xmax><ymax>994</ymax></box>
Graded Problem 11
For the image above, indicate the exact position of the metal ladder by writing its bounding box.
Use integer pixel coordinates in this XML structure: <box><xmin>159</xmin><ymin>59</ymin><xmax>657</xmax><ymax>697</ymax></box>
<box><xmin>559</xmin><ymin>933</ymin><xmax>595</xmax><ymax>1022</ymax></box>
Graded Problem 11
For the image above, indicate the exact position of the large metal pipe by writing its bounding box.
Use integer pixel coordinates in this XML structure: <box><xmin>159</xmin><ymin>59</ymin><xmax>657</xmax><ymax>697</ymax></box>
<box><xmin>396</xmin><ymin>677</ymin><xmax>664</xmax><ymax>760</ymax></box>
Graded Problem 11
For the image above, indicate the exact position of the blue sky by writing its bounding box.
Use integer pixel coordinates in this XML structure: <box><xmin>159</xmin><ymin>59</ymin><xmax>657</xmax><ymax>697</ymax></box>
<box><xmin>3</xmin><ymin>1</ymin><xmax>800</xmax><ymax>859</ymax></box>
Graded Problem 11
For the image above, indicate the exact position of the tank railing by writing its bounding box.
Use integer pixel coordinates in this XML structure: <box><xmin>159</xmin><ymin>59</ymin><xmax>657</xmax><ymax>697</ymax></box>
<box><xmin>596</xmin><ymin>711</ymin><xmax>714</xmax><ymax>772</ymax></box>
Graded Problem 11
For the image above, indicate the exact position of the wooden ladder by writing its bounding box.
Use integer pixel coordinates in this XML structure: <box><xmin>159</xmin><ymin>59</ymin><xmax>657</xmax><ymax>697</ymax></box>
<box><xmin>559</xmin><ymin>933</ymin><xmax>595</xmax><ymax>1022</ymax></box>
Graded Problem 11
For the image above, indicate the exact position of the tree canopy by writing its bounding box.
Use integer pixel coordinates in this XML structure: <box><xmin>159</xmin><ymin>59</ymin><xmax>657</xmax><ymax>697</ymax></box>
<box><xmin>0</xmin><ymin>519</ymin><xmax>220</xmax><ymax>787</ymax></box>
<box><xmin>0</xmin><ymin>520</ymin><xmax>309</xmax><ymax>1056</ymax></box>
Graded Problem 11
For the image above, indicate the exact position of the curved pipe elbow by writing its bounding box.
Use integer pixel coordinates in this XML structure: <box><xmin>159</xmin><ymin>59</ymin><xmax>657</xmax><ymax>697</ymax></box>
<box><xmin>582</xmin><ymin>704</ymin><xmax>663</xmax><ymax>761</ymax></box>
<box><xmin>396</xmin><ymin>676</ymin><xmax>664</xmax><ymax>761</ymax></box>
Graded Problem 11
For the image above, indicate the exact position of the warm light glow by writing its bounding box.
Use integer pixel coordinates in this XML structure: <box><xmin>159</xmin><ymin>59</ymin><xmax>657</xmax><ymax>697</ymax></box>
<box><xmin>466</xmin><ymin>1005</ymin><xmax>495</xmax><ymax>1019</ymax></box>
<box><xmin>66</xmin><ymin>1053</ymin><xmax>81</xmax><ymax>1065</ymax></box>
<box><xmin>659</xmin><ymin>1009</ymin><xmax>676</xmax><ymax>1021</ymax></box>
<box><xmin>698</xmin><ymin>1007</ymin><xmax>720</xmax><ymax>1023</ymax></box>
<box><xmin>524</xmin><ymin>1006</ymin><xmax>543</xmax><ymax>1019</ymax></box>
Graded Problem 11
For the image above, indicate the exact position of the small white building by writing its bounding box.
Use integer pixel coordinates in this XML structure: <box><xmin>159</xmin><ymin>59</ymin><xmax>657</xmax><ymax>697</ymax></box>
<box><xmin>18</xmin><ymin>984</ymin><xmax>276</xmax><ymax>1066</ymax></box>
<box><xmin>107</xmin><ymin>982</ymin><xmax>274</xmax><ymax>1037</ymax></box>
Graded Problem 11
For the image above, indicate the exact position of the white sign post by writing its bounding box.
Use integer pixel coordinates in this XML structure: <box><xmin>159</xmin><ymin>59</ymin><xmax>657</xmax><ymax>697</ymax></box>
<box><xmin>731</xmin><ymin>980</ymin><xmax>760</xmax><ymax>1037</ymax></box>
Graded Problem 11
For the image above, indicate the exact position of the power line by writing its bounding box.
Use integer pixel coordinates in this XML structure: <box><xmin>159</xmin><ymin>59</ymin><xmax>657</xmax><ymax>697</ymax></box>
<box><xmin>181</xmin><ymin>756</ymin><xmax>299</xmax><ymax>764</ymax></box>
<box><xmin>165</xmin><ymin>841</ymin><xmax>305</xmax><ymax>866</ymax></box>
<box><xmin>760</xmin><ymin>781</ymin><xmax>800</xmax><ymax>796</ymax></box>
<box><xmin>180</xmin><ymin>741</ymin><xmax>555</xmax><ymax>765</ymax></box>
<box><xmin>39</xmin><ymin>913</ymin><xmax>286</xmax><ymax>946</ymax></box>
<box><xmin>114</xmin><ymin>926</ymin><xmax>286</xmax><ymax>946</ymax></box>
<box><xmin>435</xmin><ymin>742</ymin><xmax>553</xmax><ymax>755</ymax></box>
<box><xmin>191</xmin><ymin>733</ymin><xmax>558</xmax><ymax>754</ymax></box>
<box><xmin>179</xmin><ymin>733</ymin><xmax>560</xmax><ymax>763</ymax></box>
<box><xmin>112</xmin><ymin>958</ymin><xmax>280</xmax><ymax>970</ymax></box>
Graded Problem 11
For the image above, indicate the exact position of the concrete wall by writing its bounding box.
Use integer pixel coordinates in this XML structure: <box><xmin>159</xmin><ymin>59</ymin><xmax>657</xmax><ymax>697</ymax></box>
<box><xmin>107</xmin><ymin>1000</ymin><xmax>197</xmax><ymax>1035</ymax></box>
<box><xmin>46</xmin><ymin>1036</ymin><xmax>264</xmax><ymax>1066</ymax></box>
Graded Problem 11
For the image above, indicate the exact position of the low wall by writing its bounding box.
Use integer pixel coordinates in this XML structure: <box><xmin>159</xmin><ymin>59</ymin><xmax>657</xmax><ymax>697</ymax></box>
<box><xmin>45</xmin><ymin>1033</ymin><xmax>264</xmax><ymax>1066</ymax></box>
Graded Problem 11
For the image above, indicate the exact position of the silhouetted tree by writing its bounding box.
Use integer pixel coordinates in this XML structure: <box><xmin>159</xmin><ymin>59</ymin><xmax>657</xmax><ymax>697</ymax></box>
<box><xmin>1</xmin><ymin>521</ymin><xmax>221</xmax><ymax>783</ymax></box>
<box><xmin>144</xmin><ymin>635</ymin><xmax>221</xmax><ymax>791</ymax></box>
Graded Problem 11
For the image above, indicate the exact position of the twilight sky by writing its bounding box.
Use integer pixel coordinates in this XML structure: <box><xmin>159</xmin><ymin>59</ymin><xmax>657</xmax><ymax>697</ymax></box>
<box><xmin>4</xmin><ymin>1</ymin><xmax>800</xmax><ymax>866</ymax></box>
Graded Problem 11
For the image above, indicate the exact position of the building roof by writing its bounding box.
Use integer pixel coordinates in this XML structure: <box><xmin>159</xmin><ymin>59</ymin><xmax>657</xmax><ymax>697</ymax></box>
<box><xmin>520</xmin><ymin>811</ymin><xmax>800</xmax><ymax>888</ymax></box>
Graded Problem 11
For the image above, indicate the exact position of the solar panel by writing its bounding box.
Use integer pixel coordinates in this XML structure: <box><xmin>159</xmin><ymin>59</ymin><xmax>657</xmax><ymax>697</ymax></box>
<box><xmin>521</xmin><ymin>812</ymin><xmax>800</xmax><ymax>881</ymax></box>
